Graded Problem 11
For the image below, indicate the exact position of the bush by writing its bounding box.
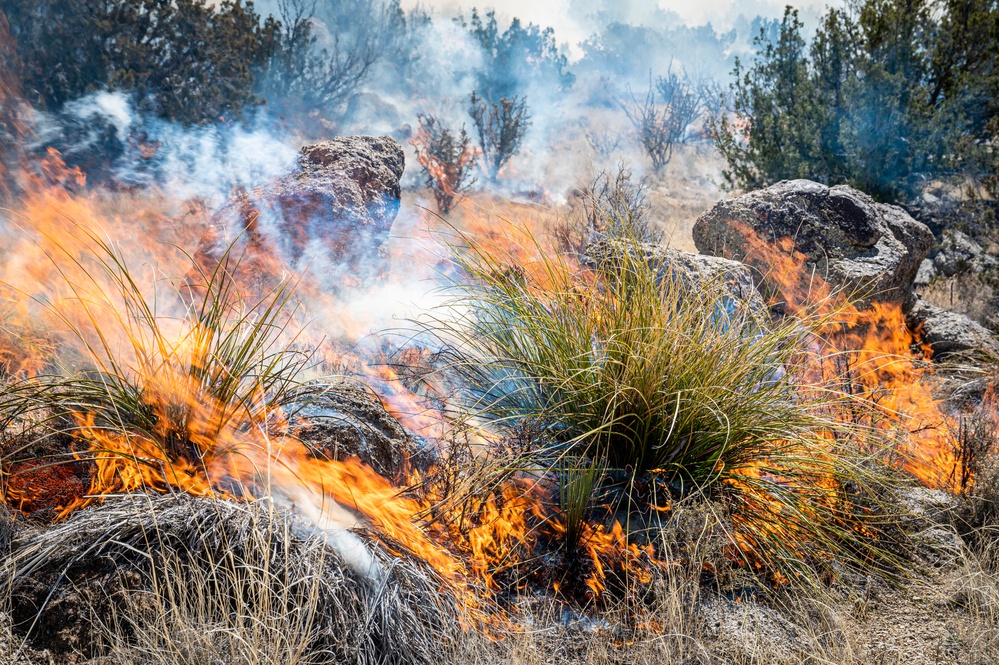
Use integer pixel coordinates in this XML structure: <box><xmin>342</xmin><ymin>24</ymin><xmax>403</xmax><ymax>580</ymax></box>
<box><xmin>468</xmin><ymin>92</ymin><xmax>531</xmax><ymax>181</ymax></box>
<box><xmin>460</xmin><ymin>8</ymin><xmax>574</xmax><ymax>104</ymax></box>
<box><xmin>555</xmin><ymin>165</ymin><xmax>657</xmax><ymax>257</ymax></box>
<box><xmin>430</xmin><ymin>223</ymin><xmax>903</xmax><ymax>582</ymax></box>
<box><xmin>621</xmin><ymin>69</ymin><xmax>704</xmax><ymax>173</ymax></box>
<box><xmin>411</xmin><ymin>113</ymin><xmax>478</xmax><ymax>215</ymax></box>
<box><xmin>3</xmin><ymin>0</ymin><xmax>279</xmax><ymax>124</ymax></box>
<box><xmin>712</xmin><ymin>1</ymin><xmax>999</xmax><ymax>202</ymax></box>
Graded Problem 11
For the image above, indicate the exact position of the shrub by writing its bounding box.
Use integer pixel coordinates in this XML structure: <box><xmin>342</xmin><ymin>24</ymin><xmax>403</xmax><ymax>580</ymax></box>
<box><xmin>621</xmin><ymin>68</ymin><xmax>704</xmax><ymax>173</ymax></box>
<box><xmin>429</xmin><ymin>223</ymin><xmax>903</xmax><ymax>582</ymax></box>
<box><xmin>3</xmin><ymin>0</ymin><xmax>279</xmax><ymax>124</ymax></box>
<box><xmin>411</xmin><ymin>113</ymin><xmax>478</xmax><ymax>215</ymax></box>
<box><xmin>468</xmin><ymin>92</ymin><xmax>531</xmax><ymax>181</ymax></box>
<box><xmin>712</xmin><ymin>1</ymin><xmax>999</xmax><ymax>202</ymax></box>
<box><xmin>554</xmin><ymin>165</ymin><xmax>657</xmax><ymax>257</ymax></box>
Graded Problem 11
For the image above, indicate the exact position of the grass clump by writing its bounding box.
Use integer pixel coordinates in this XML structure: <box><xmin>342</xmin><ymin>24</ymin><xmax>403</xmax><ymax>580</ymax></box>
<box><xmin>430</xmin><ymin>223</ymin><xmax>903</xmax><ymax>583</ymax></box>
<box><xmin>0</xmin><ymin>224</ymin><xmax>312</xmax><ymax>509</ymax></box>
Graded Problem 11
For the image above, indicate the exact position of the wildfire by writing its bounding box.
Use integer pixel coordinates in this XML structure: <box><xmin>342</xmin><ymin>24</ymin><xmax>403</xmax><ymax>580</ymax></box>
<box><xmin>732</xmin><ymin>222</ymin><xmax>957</xmax><ymax>487</ymax></box>
<box><xmin>0</xmin><ymin>126</ymin><xmax>975</xmax><ymax>631</ymax></box>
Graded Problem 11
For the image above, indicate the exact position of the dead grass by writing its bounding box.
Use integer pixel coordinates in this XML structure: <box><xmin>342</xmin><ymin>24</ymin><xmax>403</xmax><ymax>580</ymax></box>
<box><xmin>0</xmin><ymin>494</ymin><xmax>463</xmax><ymax>665</ymax></box>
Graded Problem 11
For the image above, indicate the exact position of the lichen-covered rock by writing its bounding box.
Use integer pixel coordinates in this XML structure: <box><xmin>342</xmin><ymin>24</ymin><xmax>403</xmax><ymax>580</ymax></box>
<box><xmin>205</xmin><ymin>136</ymin><xmax>404</xmax><ymax>284</ymax></box>
<box><xmin>584</xmin><ymin>238</ymin><xmax>766</xmax><ymax>313</ymax></box>
<box><xmin>288</xmin><ymin>379</ymin><xmax>423</xmax><ymax>479</ymax></box>
<box><xmin>907</xmin><ymin>299</ymin><xmax>999</xmax><ymax>357</ymax></box>
<box><xmin>693</xmin><ymin>180</ymin><xmax>934</xmax><ymax>311</ymax></box>
<box><xmin>930</xmin><ymin>229</ymin><xmax>998</xmax><ymax>278</ymax></box>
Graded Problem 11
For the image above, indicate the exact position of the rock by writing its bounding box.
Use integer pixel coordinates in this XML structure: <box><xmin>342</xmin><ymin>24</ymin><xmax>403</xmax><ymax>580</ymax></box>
<box><xmin>907</xmin><ymin>299</ymin><xmax>999</xmax><ymax>357</ymax></box>
<box><xmin>583</xmin><ymin>238</ymin><xmax>767</xmax><ymax>314</ymax></box>
<box><xmin>693</xmin><ymin>180</ymin><xmax>935</xmax><ymax>312</ymax></box>
<box><xmin>930</xmin><ymin>229</ymin><xmax>998</xmax><ymax>278</ymax></box>
<box><xmin>287</xmin><ymin>379</ymin><xmax>424</xmax><ymax>479</ymax></box>
<box><xmin>205</xmin><ymin>136</ymin><xmax>404</xmax><ymax>285</ymax></box>
<box><xmin>914</xmin><ymin>258</ymin><xmax>936</xmax><ymax>287</ymax></box>
<box><xmin>698</xmin><ymin>594</ymin><xmax>804</xmax><ymax>662</ymax></box>
<box><xmin>900</xmin><ymin>486</ymin><xmax>959</xmax><ymax>524</ymax></box>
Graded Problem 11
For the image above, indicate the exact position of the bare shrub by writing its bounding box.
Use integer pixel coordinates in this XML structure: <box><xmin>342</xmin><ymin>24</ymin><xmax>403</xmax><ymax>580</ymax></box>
<box><xmin>555</xmin><ymin>165</ymin><xmax>657</xmax><ymax>256</ymax></box>
<box><xmin>411</xmin><ymin>113</ymin><xmax>478</xmax><ymax>215</ymax></box>
<box><xmin>622</xmin><ymin>68</ymin><xmax>704</xmax><ymax>173</ymax></box>
<box><xmin>468</xmin><ymin>92</ymin><xmax>531</xmax><ymax>181</ymax></box>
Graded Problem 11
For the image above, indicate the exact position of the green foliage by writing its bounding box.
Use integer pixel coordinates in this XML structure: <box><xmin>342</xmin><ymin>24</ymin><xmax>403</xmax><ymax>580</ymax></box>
<box><xmin>3</xmin><ymin>0</ymin><xmax>279</xmax><ymax>124</ymax></box>
<box><xmin>461</xmin><ymin>8</ymin><xmax>574</xmax><ymax>104</ymax></box>
<box><xmin>430</xmin><ymin>223</ymin><xmax>903</xmax><ymax>581</ymax></box>
<box><xmin>713</xmin><ymin>0</ymin><xmax>999</xmax><ymax>202</ymax></box>
<box><xmin>468</xmin><ymin>92</ymin><xmax>531</xmax><ymax>180</ymax></box>
<box><xmin>258</xmin><ymin>0</ymin><xmax>412</xmax><ymax>128</ymax></box>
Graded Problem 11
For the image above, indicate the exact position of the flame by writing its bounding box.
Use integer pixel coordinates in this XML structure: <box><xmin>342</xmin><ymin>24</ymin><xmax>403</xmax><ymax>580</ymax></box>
<box><xmin>0</xmin><ymin>69</ymin><xmax>976</xmax><ymax>629</ymax></box>
<box><xmin>730</xmin><ymin>222</ymin><xmax>956</xmax><ymax>487</ymax></box>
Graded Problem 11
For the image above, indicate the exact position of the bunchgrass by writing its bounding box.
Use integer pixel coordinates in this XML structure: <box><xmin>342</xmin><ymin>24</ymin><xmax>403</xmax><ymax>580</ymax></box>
<box><xmin>0</xmin><ymin>494</ymin><xmax>462</xmax><ymax>664</ymax></box>
<box><xmin>0</xmin><ymin>223</ymin><xmax>313</xmax><ymax>504</ymax></box>
<box><xmin>427</xmin><ymin>222</ymin><xmax>906</xmax><ymax>583</ymax></box>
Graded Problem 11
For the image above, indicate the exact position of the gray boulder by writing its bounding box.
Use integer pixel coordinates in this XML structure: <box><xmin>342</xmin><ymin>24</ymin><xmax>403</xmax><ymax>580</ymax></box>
<box><xmin>584</xmin><ymin>238</ymin><xmax>767</xmax><ymax>314</ymax></box>
<box><xmin>931</xmin><ymin>229</ymin><xmax>998</xmax><ymax>278</ymax></box>
<box><xmin>907</xmin><ymin>299</ymin><xmax>999</xmax><ymax>357</ymax></box>
<box><xmin>693</xmin><ymin>180</ymin><xmax>934</xmax><ymax>311</ymax></box>
<box><xmin>287</xmin><ymin>379</ymin><xmax>424</xmax><ymax>479</ymax></box>
<box><xmin>205</xmin><ymin>136</ymin><xmax>404</xmax><ymax>281</ymax></box>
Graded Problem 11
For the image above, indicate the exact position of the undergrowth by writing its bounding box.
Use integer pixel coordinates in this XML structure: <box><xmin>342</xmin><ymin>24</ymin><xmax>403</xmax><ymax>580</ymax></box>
<box><xmin>427</xmin><ymin>222</ymin><xmax>907</xmax><ymax>585</ymax></box>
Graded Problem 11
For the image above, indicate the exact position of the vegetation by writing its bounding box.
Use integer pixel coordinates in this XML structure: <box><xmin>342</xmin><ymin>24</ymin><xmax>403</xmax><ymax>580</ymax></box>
<box><xmin>468</xmin><ymin>92</ymin><xmax>531</xmax><ymax>181</ymax></box>
<box><xmin>713</xmin><ymin>1</ymin><xmax>999</xmax><ymax>202</ymax></box>
<box><xmin>460</xmin><ymin>8</ymin><xmax>574</xmax><ymax>104</ymax></box>
<box><xmin>259</xmin><ymin>0</ymin><xmax>418</xmax><ymax>129</ymax></box>
<box><xmin>1</xmin><ymin>0</ymin><xmax>280</xmax><ymax>124</ymax></box>
<box><xmin>622</xmin><ymin>68</ymin><xmax>705</xmax><ymax>172</ymax></box>
<box><xmin>412</xmin><ymin>113</ymin><xmax>478</xmax><ymax>215</ymax></box>
<box><xmin>0</xmin><ymin>226</ymin><xmax>309</xmax><ymax>496</ymax></box>
<box><xmin>431</xmin><ymin>221</ymin><xmax>902</xmax><ymax>582</ymax></box>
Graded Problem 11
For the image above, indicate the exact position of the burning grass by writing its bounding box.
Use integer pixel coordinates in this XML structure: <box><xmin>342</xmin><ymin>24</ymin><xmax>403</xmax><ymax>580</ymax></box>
<box><xmin>427</xmin><ymin>224</ymin><xmax>909</xmax><ymax>585</ymax></box>
<box><xmin>0</xmin><ymin>167</ymin><xmax>992</xmax><ymax>662</ymax></box>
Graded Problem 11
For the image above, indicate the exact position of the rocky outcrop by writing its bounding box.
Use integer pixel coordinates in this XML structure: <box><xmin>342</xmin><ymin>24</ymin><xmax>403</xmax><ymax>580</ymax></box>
<box><xmin>914</xmin><ymin>228</ymin><xmax>998</xmax><ymax>286</ymax></box>
<box><xmin>693</xmin><ymin>180</ymin><xmax>935</xmax><ymax>312</ymax></box>
<box><xmin>907</xmin><ymin>299</ymin><xmax>999</xmax><ymax>357</ymax></box>
<box><xmin>288</xmin><ymin>379</ymin><xmax>424</xmax><ymax>479</ymax></box>
<box><xmin>205</xmin><ymin>136</ymin><xmax>404</xmax><ymax>283</ymax></box>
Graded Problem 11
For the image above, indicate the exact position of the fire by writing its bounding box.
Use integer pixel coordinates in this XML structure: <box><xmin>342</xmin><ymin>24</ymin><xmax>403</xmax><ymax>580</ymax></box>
<box><xmin>731</xmin><ymin>222</ymin><xmax>957</xmax><ymax>487</ymax></box>
<box><xmin>0</xmin><ymin>99</ymin><xmax>977</xmax><ymax>632</ymax></box>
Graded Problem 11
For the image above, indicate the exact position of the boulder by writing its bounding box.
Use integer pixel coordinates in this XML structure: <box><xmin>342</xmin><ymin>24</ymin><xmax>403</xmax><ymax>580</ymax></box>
<box><xmin>930</xmin><ymin>229</ymin><xmax>998</xmax><ymax>279</ymax></box>
<box><xmin>693</xmin><ymin>180</ymin><xmax>934</xmax><ymax>311</ymax></box>
<box><xmin>204</xmin><ymin>136</ymin><xmax>404</xmax><ymax>284</ymax></box>
<box><xmin>907</xmin><ymin>299</ymin><xmax>999</xmax><ymax>357</ymax></box>
<box><xmin>584</xmin><ymin>238</ymin><xmax>766</xmax><ymax>314</ymax></box>
<box><xmin>287</xmin><ymin>379</ymin><xmax>424</xmax><ymax>479</ymax></box>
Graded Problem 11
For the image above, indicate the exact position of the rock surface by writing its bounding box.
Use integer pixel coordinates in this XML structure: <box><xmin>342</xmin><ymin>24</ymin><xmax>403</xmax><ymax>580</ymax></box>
<box><xmin>584</xmin><ymin>238</ymin><xmax>767</xmax><ymax>313</ymax></box>
<box><xmin>907</xmin><ymin>299</ymin><xmax>999</xmax><ymax>357</ymax></box>
<box><xmin>205</xmin><ymin>136</ymin><xmax>404</xmax><ymax>283</ymax></box>
<box><xmin>693</xmin><ymin>180</ymin><xmax>934</xmax><ymax>311</ymax></box>
<box><xmin>288</xmin><ymin>378</ymin><xmax>423</xmax><ymax>479</ymax></box>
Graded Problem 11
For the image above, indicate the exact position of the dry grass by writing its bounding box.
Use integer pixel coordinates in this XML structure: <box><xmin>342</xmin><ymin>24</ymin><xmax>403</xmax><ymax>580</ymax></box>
<box><xmin>0</xmin><ymin>494</ymin><xmax>463</xmax><ymax>665</ymax></box>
